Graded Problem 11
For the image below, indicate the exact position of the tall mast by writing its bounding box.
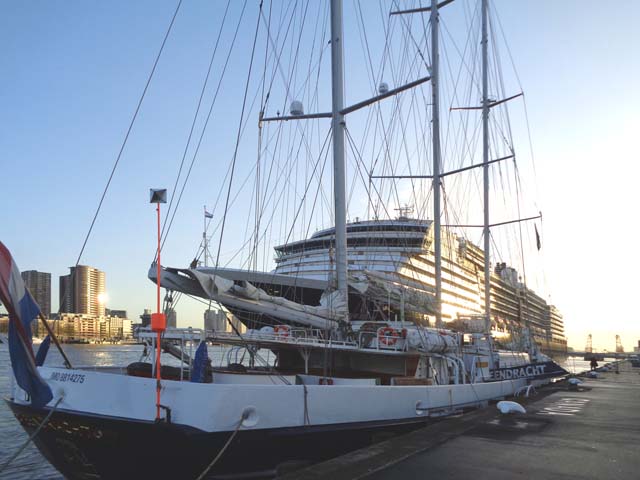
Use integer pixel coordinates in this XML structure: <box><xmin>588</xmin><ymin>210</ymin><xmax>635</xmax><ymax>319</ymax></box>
<box><xmin>482</xmin><ymin>0</ymin><xmax>491</xmax><ymax>333</ymax></box>
<box><xmin>330</xmin><ymin>0</ymin><xmax>349</xmax><ymax>321</ymax></box>
<box><xmin>431</xmin><ymin>0</ymin><xmax>443</xmax><ymax>328</ymax></box>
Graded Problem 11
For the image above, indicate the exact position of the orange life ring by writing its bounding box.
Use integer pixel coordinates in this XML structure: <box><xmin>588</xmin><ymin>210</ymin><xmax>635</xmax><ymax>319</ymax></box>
<box><xmin>274</xmin><ymin>325</ymin><xmax>290</xmax><ymax>337</ymax></box>
<box><xmin>378</xmin><ymin>327</ymin><xmax>400</xmax><ymax>346</ymax></box>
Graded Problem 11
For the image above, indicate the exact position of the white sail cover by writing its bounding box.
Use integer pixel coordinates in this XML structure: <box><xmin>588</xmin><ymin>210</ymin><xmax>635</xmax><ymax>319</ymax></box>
<box><xmin>357</xmin><ymin>270</ymin><xmax>436</xmax><ymax>315</ymax></box>
<box><xmin>405</xmin><ymin>327</ymin><xmax>459</xmax><ymax>353</ymax></box>
<box><xmin>149</xmin><ymin>265</ymin><xmax>435</xmax><ymax>331</ymax></box>
<box><xmin>149</xmin><ymin>265</ymin><xmax>342</xmax><ymax>329</ymax></box>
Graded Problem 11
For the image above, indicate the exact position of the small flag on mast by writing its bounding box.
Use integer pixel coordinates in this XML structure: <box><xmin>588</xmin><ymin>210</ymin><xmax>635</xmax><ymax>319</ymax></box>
<box><xmin>534</xmin><ymin>224</ymin><xmax>541</xmax><ymax>251</ymax></box>
<box><xmin>204</xmin><ymin>209</ymin><xmax>213</xmax><ymax>219</ymax></box>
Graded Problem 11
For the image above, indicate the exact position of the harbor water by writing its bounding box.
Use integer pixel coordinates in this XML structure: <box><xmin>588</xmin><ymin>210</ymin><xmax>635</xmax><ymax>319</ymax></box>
<box><xmin>0</xmin><ymin>343</ymin><xmax>601</xmax><ymax>479</ymax></box>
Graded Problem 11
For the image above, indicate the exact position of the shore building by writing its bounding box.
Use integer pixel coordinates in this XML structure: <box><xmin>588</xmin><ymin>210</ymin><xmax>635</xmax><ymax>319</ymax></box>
<box><xmin>59</xmin><ymin>265</ymin><xmax>106</xmax><ymax>317</ymax></box>
<box><xmin>21</xmin><ymin>270</ymin><xmax>51</xmax><ymax>318</ymax></box>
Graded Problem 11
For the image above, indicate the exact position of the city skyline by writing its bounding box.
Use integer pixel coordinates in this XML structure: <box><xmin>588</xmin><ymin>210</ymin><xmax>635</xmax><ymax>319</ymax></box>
<box><xmin>1</xmin><ymin>1</ymin><xmax>639</xmax><ymax>351</ymax></box>
<box><xmin>7</xmin><ymin>262</ymin><xmax>149</xmax><ymax>322</ymax></box>
<box><xmin>0</xmin><ymin>260</ymin><xmax>633</xmax><ymax>353</ymax></box>
<box><xmin>16</xmin><ymin>265</ymin><xmax>128</xmax><ymax>319</ymax></box>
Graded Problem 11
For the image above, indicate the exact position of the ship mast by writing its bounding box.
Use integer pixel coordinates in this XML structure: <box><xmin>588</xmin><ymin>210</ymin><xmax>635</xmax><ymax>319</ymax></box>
<box><xmin>261</xmin><ymin>0</ymin><xmax>434</xmax><ymax>324</ymax></box>
<box><xmin>481</xmin><ymin>0</ymin><xmax>491</xmax><ymax>334</ymax></box>
<box><xmin>330</xmin><ymin>0</ymin><xmax>349</xmax><ymax>322</ymax></box>
<box><xmin>431</xmin><ymin>0</ymin><xmax>443</xmax><ymax>328</ymax></box>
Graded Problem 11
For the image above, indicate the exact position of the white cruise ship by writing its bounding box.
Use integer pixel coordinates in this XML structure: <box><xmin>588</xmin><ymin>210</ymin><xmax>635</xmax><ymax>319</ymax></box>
<box><xmin>197</xmin><ymin>216</ymin><xmax>566</xmax><ymax>354</ymax></box>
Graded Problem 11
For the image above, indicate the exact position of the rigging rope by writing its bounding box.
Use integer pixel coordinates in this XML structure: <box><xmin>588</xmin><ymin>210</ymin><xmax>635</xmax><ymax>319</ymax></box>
<box><xmin>59</xmin><ymin>0</ymin><xmax>182</xmax><ymax>318</ymax></box>
<box><xmin>160</xmin><ymin>0</ymin><xmax>232</xmax><ymax>246</ymax></box>
<box><xmin>213</xmin><ymin>2</ymin><xmax>263</xmax><ymax>272</ymax></box>
<box><xmin>0</xmin><ymin>396</ymin><xmax>64</xmax><ymax>474</ymax></box>
<box><xmin>195</xmin><ymin>412</ymin><xmax>247</xmax><ymax>480</ymax></box>
<box><xmin>217</xmin><ymin>0</ymin><xmax>333</xmax><ymax>274</ymax></box>
<box><xmin>161</xmin><ymin>1</ymin><xmax>249</xmax><ymax>252</ymax></box>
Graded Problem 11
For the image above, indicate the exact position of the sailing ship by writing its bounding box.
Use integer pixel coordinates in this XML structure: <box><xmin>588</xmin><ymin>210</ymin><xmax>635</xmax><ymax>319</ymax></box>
<box><xmin>5</xmin><ymin>1</ymin><xmax>568</xmax><ymax>479</ymax></box>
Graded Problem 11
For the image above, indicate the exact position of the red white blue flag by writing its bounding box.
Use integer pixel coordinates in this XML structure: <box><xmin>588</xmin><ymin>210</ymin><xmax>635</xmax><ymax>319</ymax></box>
<box><xmin>0</xmin><ymin>242</ymin><xmax>53</xmax><ymax>408</ymax></box>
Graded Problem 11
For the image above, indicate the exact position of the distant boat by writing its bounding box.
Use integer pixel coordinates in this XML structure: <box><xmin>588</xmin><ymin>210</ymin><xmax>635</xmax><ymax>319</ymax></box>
<box><xmin>60</xmin><ymin>338</ymin><xmax>89</xmax><ymax>345</ymax></box>
<box><xmin>584</xmin><ymin>352</ymin><xmax>605</xmax><ymax>361</ymax></box>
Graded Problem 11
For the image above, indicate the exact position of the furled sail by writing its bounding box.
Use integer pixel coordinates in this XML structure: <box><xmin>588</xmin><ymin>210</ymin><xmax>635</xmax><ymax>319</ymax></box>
<box><xmin>149</xmin><ymin>265</ymin><xmax>341</xmax><ymax>329</ymax></box>
<box><xmin>356</xmin><ymin>270</ymin><xmax>437</xmax><ymax>316</ymax></box>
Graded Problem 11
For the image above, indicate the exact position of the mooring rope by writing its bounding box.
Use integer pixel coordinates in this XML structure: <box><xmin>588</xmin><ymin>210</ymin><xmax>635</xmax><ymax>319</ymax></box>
<box><xmin>0</xmin><ymin>396</ymin><xmax>64</xmax><ymax>474</ymax></box>
<box><xmin>195</xmin><ymin>411</ymin><xmax>248</xmax><ymax>480</ymax></box>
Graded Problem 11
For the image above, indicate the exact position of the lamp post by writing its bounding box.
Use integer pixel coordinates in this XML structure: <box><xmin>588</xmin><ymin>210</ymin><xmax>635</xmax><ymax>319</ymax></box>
<box><xmin>150</xmin><ymin>188</ymin><xmax>167</xmax><ymax>421</ymax></box>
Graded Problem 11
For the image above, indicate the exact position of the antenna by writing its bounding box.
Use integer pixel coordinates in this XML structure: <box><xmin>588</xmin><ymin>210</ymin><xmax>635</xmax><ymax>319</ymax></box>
<box><xmin>394</xmin><ymin>205</ymin><xmax>414</xmax><ymax>219</ymax></box>
<box><xmin>203</xmin><ymin>206</ymin><xmax>213</xmax><ymax>267</ymax></box>
<box><xmin>149</xmin><ymin>188</ymin><xmax>167</xmax><ymax>421</ymax></box>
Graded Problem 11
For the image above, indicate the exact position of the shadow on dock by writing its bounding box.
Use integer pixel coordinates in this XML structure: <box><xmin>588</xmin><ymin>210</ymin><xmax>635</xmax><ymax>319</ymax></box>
<box><xmin>279</xmin><ymin>361</ymin><xmax>640</xmax><ymax>479</ymax></box>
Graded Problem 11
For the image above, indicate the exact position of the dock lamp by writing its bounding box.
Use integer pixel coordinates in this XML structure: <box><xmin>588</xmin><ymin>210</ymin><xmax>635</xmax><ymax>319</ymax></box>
<box><xmin>150</xmin><ymin>188</ymin><xmax>167</xmax><ymax>421</ymax></box>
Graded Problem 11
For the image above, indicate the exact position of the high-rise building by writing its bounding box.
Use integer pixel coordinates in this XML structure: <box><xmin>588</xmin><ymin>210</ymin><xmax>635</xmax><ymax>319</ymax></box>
<box><xmin>59</xmin><ymin>265</ymin><xmax>106</xmax><ymax>316</ymax></box>
<box><xmin>139</xmin><ymin>309</ymin><xmax>152</xmax><ymax>327</ymax></box>
<box><xmin>204</xmin><ymin>309</ymin><xmax>227</xmax><ymax>332</ymax></box>
<box><xmin>166</xmin><ymin>308</ymin><xmax>177</xmax><ymax>328</ymax></box>
<box><xmin>59</xmin><ymin>274</ymin><xmax>72</xmax><ymax>313</ymax></box>
<box><xmin>105</xmin><ymin>308</ymin><xmax>127</xmax><ymax>318</ymax></box>
<box><xmin>21</xmin><ymin>270</ymin><xmax>51</xmax><ymax>318</ymax></box>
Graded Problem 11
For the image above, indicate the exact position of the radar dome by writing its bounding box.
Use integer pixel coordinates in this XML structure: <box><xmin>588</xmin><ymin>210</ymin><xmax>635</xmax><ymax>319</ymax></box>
<box><xmin>290</xmin><ymin>100</ymin><xmax>304</xmax><ymax>116</ymax></box>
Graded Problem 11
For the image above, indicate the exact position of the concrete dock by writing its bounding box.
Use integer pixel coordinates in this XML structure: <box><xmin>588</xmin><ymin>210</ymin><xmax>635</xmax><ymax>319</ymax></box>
<box><xmin>280</xmin><ymin>362</ymin><xmax>640</xmax><ymax>479</ymax></box>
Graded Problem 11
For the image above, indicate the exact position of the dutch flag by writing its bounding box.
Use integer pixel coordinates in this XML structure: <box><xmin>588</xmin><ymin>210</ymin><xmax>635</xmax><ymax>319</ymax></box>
<box><xmin>0</xmin><ymin>242</ymin><xmax>53</xmax><ymax>408</ymax></box>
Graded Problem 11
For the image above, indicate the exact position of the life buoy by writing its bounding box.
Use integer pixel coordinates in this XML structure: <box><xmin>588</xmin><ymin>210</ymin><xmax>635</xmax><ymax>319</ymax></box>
<box><xmin>274</xmin><ymin>325</ymin><xmax>290</xmax><ymax>337</ymax></box>
<box><xmin>378</xmin><ymin>327</ymin><xmax>400</xmax><ymax>346</ymax></box>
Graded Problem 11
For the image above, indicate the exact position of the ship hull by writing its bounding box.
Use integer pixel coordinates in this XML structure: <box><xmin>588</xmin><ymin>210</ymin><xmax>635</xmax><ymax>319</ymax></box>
<box><xmin>6</xmin><ymin>363</ymin><xmax>564</xmax><ymax>479</ymax></box>
<box><xmin>8</xmin><ymin>401</ymin><xmax>427</xmax><ymax>479</ymax></box>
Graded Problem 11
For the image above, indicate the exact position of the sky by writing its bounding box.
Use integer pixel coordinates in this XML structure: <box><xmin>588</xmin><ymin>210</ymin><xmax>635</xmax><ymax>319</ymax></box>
<box><xmin>1</xmin><ymin>0</ymin><xmax>639</xmax><ymax>352</ymax></box>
